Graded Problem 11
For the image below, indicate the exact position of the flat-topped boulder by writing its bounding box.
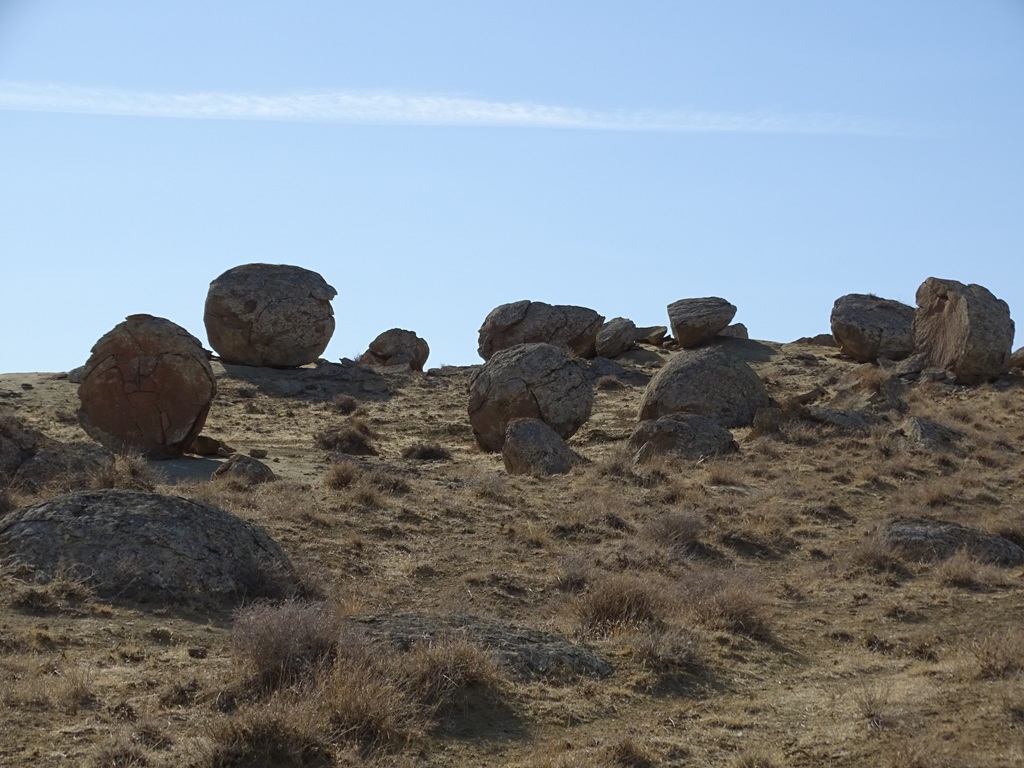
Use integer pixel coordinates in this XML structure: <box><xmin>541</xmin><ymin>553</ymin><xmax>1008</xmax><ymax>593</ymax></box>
<box><xmin>667</xmin><ymin>297</ymin><xmax>737</xmax><ymax>348</ymax></box>
<box><xmin>478</xmin><ymin>301</ymin><xmax>604</xmax><ymax>361</ymax></box>
<box><xmin>830</xmin><ymin>293</ymin><xmax>915</xmax><ymax>362</ymax></box>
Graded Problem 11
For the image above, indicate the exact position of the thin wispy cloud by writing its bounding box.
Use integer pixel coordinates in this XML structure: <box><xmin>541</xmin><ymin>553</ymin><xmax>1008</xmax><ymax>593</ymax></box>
<box><xmin>0</xmin><ymin>82</ymin><xmax>902</xmax><ymax>135</ymax></box>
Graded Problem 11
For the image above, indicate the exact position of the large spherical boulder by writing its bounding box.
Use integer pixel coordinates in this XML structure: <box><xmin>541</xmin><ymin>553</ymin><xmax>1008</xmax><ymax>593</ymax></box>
<box><xmin>77</xmin><ymin>315</ymin><xmax>216</xmax><ymax>460</ymax></box>
<box><xmin>638</xmin><ymin>347</ymin><xmax>770</xmax><ymax>428</ymax></box>
<box><xmin>667</xmin><ymin>297</ymin><xmax>737</xmax><ymax>348</ymax></box>
<box><xmin>830</xmin><ymin>294</ymin><xmax>915</xmax><ymax>362</ymax></box>
<box><xmin>478</xmin><ymin>300</ymin><xmax>604</xmax><ymax>361</ymax></box>
<box><xmin>913</xmin><ymin>277</ymin><xmax>1014</xmax><ymax>384</ymax></box>
<box><xmin>204</xmin><ymin>263</ymin><xmax>337</xmax><ymax>367</ymax></box>
<box><xmin>468</xmin><ymin>343</ymin><xmax>593</xmax><ymax>452</ymax></box>
<box><xmin>0</xmin><ymin>490</ymin><xmax>300</xmax><ymax>604</ymax></box>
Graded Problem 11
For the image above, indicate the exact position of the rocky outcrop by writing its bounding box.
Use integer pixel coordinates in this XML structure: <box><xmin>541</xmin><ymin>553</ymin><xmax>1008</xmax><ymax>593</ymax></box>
<box><xmin>502</xmin><ymin>418</ymin><xmax>582</xmax><ymax>476</ymax></box>
<box><xmin>638</xmin><ymin>347</ymin><xmax>770</xmax><ymax>428</ymax></box>
<box><xmin>886</xmin><ymin>416</ymin><xmax>965</xmax><ymax>454</ymax></box>
<box><xmin>351</xmin><ymin>612</ymin><xmax>612</xmax><ymax>680</ymax></box>
<box><xmin>912</xmin><ymin>277</ymin><xmax>1014</xmax><ymax>384</ymax></box>
<box><xmin>77</xmin><ymin>315</ymin><xmax>217</xmax><ymax>460</ymax></box>
<box><xmin>0</xmin><ymin>490</ymin><xmax>300</xmax><ymax>603</ymax></box>
<box><xmin>361</xmin><ymin>328</ymin><xmax>429</xmax><ymax>372</ymax></box>
<box><xmin>884</xmin><ymin>518</ymin><xmax>1024</xmax><ymax>566</ymax></box>
<box><xmin>468</xmin><ymin>343</ymin><xmax>593</xmax><ymax>451</ymax></box>
<box><xmin>830</xmin><ymin>294</ymin><xmax>915</xmax><ymax>362</ymax></box>
<box><xmin>595</xmin><ymin>318</ymin><xmax>639</xmax><ymax>359</ymax></box>
<box><xmin>477</xmin><ymin>301</ymin><xmax>604</xmax><ymax>361</ymax></box>
<box><xmin>1010</xmin><ymin>347</ymin><xmax>1024</xmax><ymax>370</ymax></box>
<box><xmin>628</xmin><ymin>414</ymin><xmax>738</xmax><ymax>463</ymax></box>
<box><xmin>204</xmin><ymin>263</ymin><xmax>337</xmax><ymax>368</ymax></box>
<box><xmin>666</xmin><ymin>298</ymin><xmax>737</xmax><ymax>348</ymax></box>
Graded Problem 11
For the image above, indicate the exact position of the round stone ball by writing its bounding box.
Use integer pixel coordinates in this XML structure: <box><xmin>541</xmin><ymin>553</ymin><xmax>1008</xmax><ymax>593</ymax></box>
<box><xmin>77</xmin><ymin>314</ymin><xmax>217</xmax><ymax>459</ymax></box>
<box><xmin>204</xmin><ymin>263</ymin><xmax>337</xmax><ymax>367</ymax></box>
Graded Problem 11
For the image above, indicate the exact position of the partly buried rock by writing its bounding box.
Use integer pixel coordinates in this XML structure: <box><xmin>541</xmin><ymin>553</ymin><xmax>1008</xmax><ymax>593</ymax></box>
<box><xmin>502</xmin><ymin>418</ymin><xmax>582</xmax><ymax>476</ymax></box>
<box><xmin>204</xmin><ymin>263</ymin><xmax>337</xmax><ymax>368</ymax></box>
<box><xmin>468</xmin><ymin>343</ymin><xmax>593</xmax><ymax>451</ymax></box>
<box><xmin>638</xmin><ymin>347</ymin><xmax>770</xmax><ymax>428</ymax></box>
<box><xmin>1</xmin><ymin>415</ymin><xmax>112</xmax><ymax>491</ymax></box>
<box><xmin>913</xmin><ymin>277</ymin><xmax>1014</xmax><ymax>384</ymax></box>
<box><xmin>884</xmin><ymin>518</ymin><xmax>1024</xmax><ymax>566</ymax></box>
<box><xmin>0</xmin><ymin>490</ymin><xmax>299</xmax><ymax>603</ymax></box>
<box><xmin>628</xmin><ymin>414</ymin><xmax>738</xmax><ymax>463</ymax></box>
<box><xmin>77</xmin><ymin>315</ymin><xmax>217</xmax><ymax>460</ymax></box>
<box><xmin>667</xmin><ymin>297</ymin><xmax>737</xmax><ymax>348</ymax></box>
<box><xmin>478</xmin><ymin>300</ymin><xmax>604</xmax><ymax>361</ymax></box>
<box><xmin>361</xmin><ymin>328</ymin><xmax>429</xmax><ymax>371</ymax></box>
<box><xmin>830</xmin><ymin>294</ymin><xmax>915</xmax><ymax>362</ymax></box>
<box><xmin>190</xmin><ymin>435</ymin><xmax>234</xmax><ymax>457</ymax></box>
<box><xmin>212</xmin><ymin>454</ymin><xmax>276</xmax><ymax>485</ymax></box>
<box><xmin>886</xmin><ymin>416</ymin><xmax>964</xmax><ymax>454</ymax></box>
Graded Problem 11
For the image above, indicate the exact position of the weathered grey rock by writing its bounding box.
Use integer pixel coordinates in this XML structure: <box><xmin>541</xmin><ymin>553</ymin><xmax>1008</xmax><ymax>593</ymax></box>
<box><xmin>351</xmin><ymin>612</ymin><xmax>612</xmax><ymax>680</ymax></box>
<box><xmin>585</xmin><ymin>357</ymin><xmax>650</xmax><ymax>387</ymax></box>
<box><xmin>886</xmin><ymin>416</ymin><xmax>964</xmax><ymax>454</ymax></box>
<box><xmin>830</xmin><ymin>294</ymin><xmax>915</xmax><ymax>362</ymax></box>
<box><xmin>666</xmin><ymin>298</ymin><xmax>737</xmax><ymax>348</ymax></box>
<box><xmin>801</xmin><ymin>406</ymin><xmax>873</xmax><ymax>433</ymax></box>
<box><xmin>636</xmin><ymin>325</ymin><xmax>669</xmax><ymax>346</ymax></box>
<box><xmin>0</xmin><ymin>490</ymin><xmax>299</xmax><ymax>603</ymax></box>
<box><xmin>212</xmin><ymin>453</ymin><xmax>276</xmax><ymax>484</ymax></box>
<box><xmin>362</xmin><ymin>328</ymin><xmax>429</xmax><ymax>372</ymax></box>
<box><xmin>638</xmin><ymin>347</ymin><xmax>770</xmax><ymax>428</ymax></box>
<box><xmin>628</xmin><ymin>414</ymin><xmax>738</xmax><ymax>463</ymax></box>
<box><xmin>595</xmin><ymin>317</ymin><xmax>639</xmax><ymax>359</ymax></box>
<box><xmin>14</xmin><ymin>442</ymin><xmax>113</xmax><ymax>492</ymax></box>
<box><xmin>0</xmin><ymin>415</ymin><xmax>43</xmax><ymax>480</ymax></box>
<box><xmin>913</xmin><ymin>277</ymin><xmax>1014</xmax><ymax>384</ymax></box>
<box><xmin>884</xmin><ymin>518</ymin><xmax>1024</xmax><ymax>566</ymax></box>
<box><xmin>204</xmin><ymin>263</ymin><xmax>337</xmax><ymax>368</ymax></box>
<box><xmin>789</xmin><ymin>333</ymin><xmax>837</xmax><ymax>347</ymax></box>
<box><xmin>477</xmin><ymin>301</ymin><xmax>604</xmax><ymax>361</ymax></box>
<box><xmin>468</xmin><ymin>343</ymin><xmax>593</xmax><ymax>452</ymax></box>
<box><xmin>1010</xmin><ymin>347</ymin><xmax>1024</xmax><ymax>370</ymax></box>
<box><xmin>719</xmin><ymin>323</ymin><xmax>749</xmax><ymax>339</ymax></box>
<box><xmin>502</xmin><ymin>418</ymin><xmax>581</xmax><ymax>476</ymax></box>
<box><xmin>77</xmin><ymin>315</ymin><xmax>217</xmax><ymax>460</ymax></box>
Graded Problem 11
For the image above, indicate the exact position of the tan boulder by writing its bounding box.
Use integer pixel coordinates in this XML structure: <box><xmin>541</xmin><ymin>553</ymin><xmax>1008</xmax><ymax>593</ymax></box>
<box><xmin>502</xmin><ymin>418</ymin><xmax>582</xmax><ymax>476</ymax></box>
<box><xmin>667</xmin><ymin>297</ymin><xmax>737</xmax><ymax>348</ymax></box>
<box><xmin>468</xmin><ymin>343</ymin><xmax>593</xmax><ymax>451</ymax></box>
<box><xmin>204</xmin><ymin>263</ymin><xmax>337</xmax><ymax>367</ymax></box>
<box><xmin>912</xmin><ymin>277</ymin><xmax>1014</xmax><ymax>384</ymax></box>
<box><xmin>638</xmin><ymin>347</ymin><xmax>769</xmax><ymax>428</ymax></box>
<box><xmin>478</xmin><ymin>301</ymin><xmax>604</xmax><ymax>361</ymax></box>
<box><xmin>362</xmin><ymin>328</ymin><xmax>429</xmax><ymax>371</ymax></box>
<box><xmin>77</xmin><ymin>315</ymin><xmax>216</xmax><ymax>459</ymax></box>
<box><xmin>830</xmin><ymin>293</ymin><xmax>915</xmax><ymax>362</ymax></box>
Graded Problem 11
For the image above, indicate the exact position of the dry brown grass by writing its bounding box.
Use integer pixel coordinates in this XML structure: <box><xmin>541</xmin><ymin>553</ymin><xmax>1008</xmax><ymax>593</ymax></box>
<box><xmin>314</xmin><ymin>418</ymin><xmax>378</xmax><ymax>456</ymax></box>
<box><xmin>576</xmin><ymin>572</ymin><xmax>669</xmax><ymax>635</ymax></box>
<box><xmin>400</xmin><ymin>441</ymin><xmax>452</xmax><ymax>461</ymax></box>
<box><xmin>680</xmin><ymin>568</ymin><xmax>772</xmax><ymax>639</ymax></box>
<box><xmin>971</xmin><ymin>630</ymin><xmax>1024</xmax><ymax>679</ymax></box>
<box><xmin>88</xmin><ymin>452</ymin><xmax>158</xmax><ymax>491</ymax></box>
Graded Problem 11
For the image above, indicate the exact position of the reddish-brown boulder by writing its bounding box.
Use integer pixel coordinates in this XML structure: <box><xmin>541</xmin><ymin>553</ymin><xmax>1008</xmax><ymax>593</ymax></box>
<box><xmin>77</xmin><ymin>315</ymin><xmax>217</xmax><ymax>459</ymax></box>
<box><xmin>204</xmin><ymin>263</ymin><xmax>337</xmax><ymax>367</ymax></box>
<box><xmin>913</xmin><ymin>277</ymin><xmax>1014</xmax><ymax>384</ymax></box>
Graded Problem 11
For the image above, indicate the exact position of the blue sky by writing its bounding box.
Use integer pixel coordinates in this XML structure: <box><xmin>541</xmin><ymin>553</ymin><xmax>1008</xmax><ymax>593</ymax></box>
<box><xmin>2</xmin><ymin>1</ymin><xmax>1022</xmax><ymax>372</ymax></box>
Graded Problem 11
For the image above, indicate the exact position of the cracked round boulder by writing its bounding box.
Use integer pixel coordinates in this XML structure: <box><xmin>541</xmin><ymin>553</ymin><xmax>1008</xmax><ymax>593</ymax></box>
<box><xmin>77</xmin><ymin>314</ymin><xmax>217</xmax><ymax>460</ymax></box>
<box><xmin>477</xmin><ymin>300</ymin><xmax>604</xmax><ymax>361</ymax></box>
<box><xmin>0</xmin><ymin>490</ymin><xmax>301</xmax><ymax>605</ymax></box>
<box><xmin>204</xmin><ymin>263</ymin><xmax>337</xmax><ymax>367</ymax></box>
<box><xmin>468</xmin><ymin>343</ymin><xmax>593</xmax><ymax>452</ymax></box>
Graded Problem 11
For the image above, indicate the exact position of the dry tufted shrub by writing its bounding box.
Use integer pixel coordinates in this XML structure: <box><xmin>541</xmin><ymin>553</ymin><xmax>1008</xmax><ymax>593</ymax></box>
<box><xmin>314</xmin><ymin>418</ymin><xmax>377</xmax><ymax>456</ymax></box>
<box><xmin>88</xmin><ymin>453</ymin><xmax>158</xmax><ymax>491</ymax></box>
<box><xmin>681</xmin><ymin>568</ymin><xmax>772</xmax><ymax>639</ymax></box>
<box><xmin>972</xmin><ymin>629</ymin><xmax>1024</xmax><ymax>680</ymax></box>
<box><xmin>400</xmin><ymin>442</ymin><xmax>452</xmax><ymax>461</ymax></box>
<box><xmin>576</xmin><ymin>572</ymin><xmax>669</xmax><ymax>635</ymax></box>
<box><xmin>644</xmin><ymin>510</ymin><xmax>705</xmax><ymax>553</ymax></box>
<box><xmin>231</xmin><ymin>599</ymin><xmax>345</xmax><ymax>690</ymax></box>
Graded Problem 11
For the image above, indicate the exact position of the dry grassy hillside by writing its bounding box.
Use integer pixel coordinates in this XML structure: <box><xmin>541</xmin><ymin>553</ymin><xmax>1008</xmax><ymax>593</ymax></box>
<box><xmin>1</xmin><ymin>337</ymin><xmax>1023</xmax><ymax>767</ymax></box>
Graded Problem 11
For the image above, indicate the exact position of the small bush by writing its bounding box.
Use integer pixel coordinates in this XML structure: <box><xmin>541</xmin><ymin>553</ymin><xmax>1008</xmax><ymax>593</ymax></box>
<box><xmin>232</xmin><ymin>600</ymin><xmax>344</xmax><ymax>690</ymax></box>
<box><xmin>314</xmin><ymin>419</ymin><xmax>377</xmax><ymax>456</ymax></box>
<box><xmin>682</xmin><ymin>569</ymin><xmax>771</xmax><ymax>639</ymax></box>
<box><xmin>644</xmin><ymin>510</ymin><xmax>704</xmax><ymax>553</ymax></box>
<box><xmin>936</xmin><ymin>550</ymin><xmax>1006</xmax><ymax>590</ymax></box>
<box><xmin>401</xmin><ymin>639</ymin><xmax>504</xmax><ymax>713</ymax></box>
<box><xmin>577</xmin><ymin>573</ymin><xmax>667</xmax><ymax>634</ymax></box>
<box><xmin>401</xmin><ymin>442</ymin><xmax>452</xmax><ymax>461</ymax></box>
<box><xmin>200</xmin><ymin>701</ymin><xmax>333</xmax><ymax>768</ymax></box>
<box><xmin>849</xmin><ymin>534</ymin><xmax>912</xmax><ymax>578</ymax></box>
<box><xmin>89</xmin><ymin>453</ymin><xmax>157</xmax><ymax>491</ymax></box>
<box><xmin>324</xmin><ymin>461</ymin><xmax>364</xmax><ymax>490</ymax></box>
<box><xmin>606</xmin><ymin>737</ymin><xmax>655</xmax><ymax>767</ymax></box>
<box><xmin>972</xmin><ymin>630</ymin><xmax>1024</xmax><ymax>679</ymax></box>
<box><xmin>331</xmin><ymin>394</ymin><xmax>359</xmax><ymax>415</ymax></box>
